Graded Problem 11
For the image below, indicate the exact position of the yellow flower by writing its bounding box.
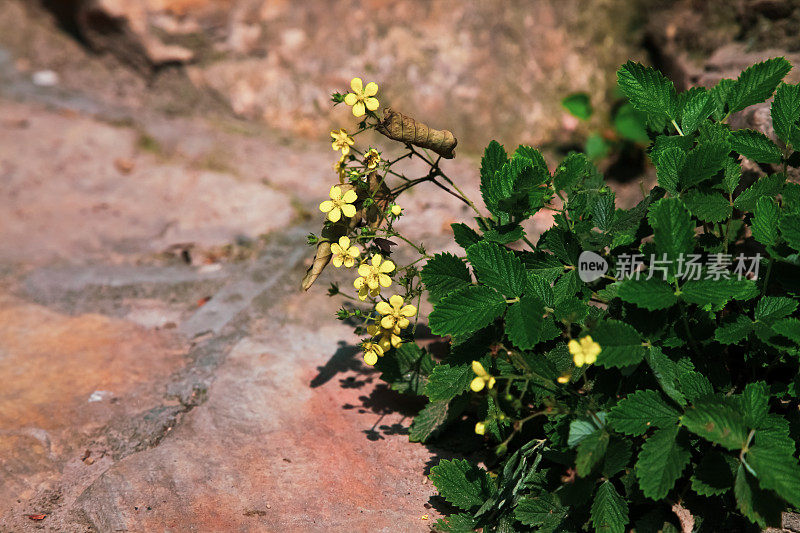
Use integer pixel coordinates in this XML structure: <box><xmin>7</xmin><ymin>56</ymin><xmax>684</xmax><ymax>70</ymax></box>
<box><xmin>319</xmin><ymin>185</ymin><xmax>358</xmax><ymax>223</ymax></box>
<box><xmin>344</xmin><ymin>77</ymin><xmax>379</xmax><ymax>117</ymax></box>
<box><xmin>354</xmin><ymin>254</ymin><xmax>395</xmax><ymax>300</ymax></box>
<box><xmin>333</xmin><ymin>155</ymin><xmax>348</xmax><ymax>184</ymax></box>
<box><xmin>470</xmin><ymin>361</ymin><xmax>496</xmax><ymax>392</ymax></box>
<box><xmin>568</xmin><ymin>335</ymin><xmax>602</xmax><ymax>367</ymax></box>
<box><xmin>331</xmin><ymin>129</ymin><xmax>354</xmax><ymax>155</ymax></box>
<box><xmin>474</xmin><ymin>421</ymin><xmax>486</xmax><ymax>435</ymax></box>
<box><xmin>557</xmin><ymin>374</ymin><xmax>570</xmax><ymax>384</ymax></box>
<box><xmin>376</xmin><ymin>295</ymin><xmax>417</xmax><ymax>331</ymax></box>
<box><xmin>367</xmin><ymin>323</ymin><xmax>402</xmax><ymax>351</ymax></box>
<box><xmin>364</xmin><ymin>148</ymin><xmax>381</xmax><ymax>170</ymax></box>
<box><xmin>330</xmin><ymin>236</ymin><xmax>360</xmax><ymax>268</ymax></box>
<box><xmin>362</xmin><ymin>341</ymin><xmax>384</xmax><ymax>366</ymax></box>
<box><xmin>391</xmin><ymin>204</ymin><xmax>402</xmax><ymax>216</ymax></box>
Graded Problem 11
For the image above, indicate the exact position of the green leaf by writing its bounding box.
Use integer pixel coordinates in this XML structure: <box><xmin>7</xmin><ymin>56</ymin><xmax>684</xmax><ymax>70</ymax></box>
<box><xmin>603</xmin><ymin>438</ymin><xmax>632</xmax><ymax>478</ymax></box>
<box><xmin>421</xmin><ymin>253</ymin><xmax>471</xmax><ymax>302</ymax></box>
<box><xmin>525</xmin><ymin>272</ymin><xmax>555</xmax><ymax>307</ymax></box>
<box><xmin>505</xmin><ymin>295</ymin><xmax>545</xmax><ymax>350</ymax></box>
<box><xmin>592</xmin><ymin>193</ymin><xmax>616</xmax><ymax>232</ymax></box>
<box><xmin>576</xmin><ymin>429</ymin><xmax>609</xmax><ymax>477</ymax></box>
<box><xmin>433</xmin><ymin>514</ymin><xmax>477</xmax><ymax>532</ymax></box>
<box><xmin>747</xmin><ymin>445</ymin><xmax>800</xmax><ymax>508</ymax></box>
<box><xmin>646</xmin><ymin>346</ymin><xmax>688</xmax><ymax>407</ymax></box>
<box><xmin>562</xmin><ymin>92</ymin><xmax>593</xmax><ymax>120</ymax></box>
<box><xmin>681</xmin><ymin>399</ymin><xmax>748</xmax><ymax>450</ymax></box>
<box><xmin>591</xmin><ymin>319</ymin><xmax>645</xmax><ymax>368</ymax></box>
<box><xmin>731</xmin><ymin>129</ymin><xmax>783</xmax><ymax>164</ymax></box>
<box><xmin>648</xmin><ymin>198</ymin><xmax>694</xmax><ymax>272</ymax></box>
<box><xmin>752</xmin><ymin>197</ymin><xmax>780</xmax><ymax>246</ymax></box>
<box><xmin>715</xmin><ymin>315</ymin><xmax>754</xmax><ymax>344</ymax></box>
<box><xmin>377</xmin><ymin>342</ymin><xmax>436</xmax><ymax>396</ymax></box>
<box><xmin>692</xmin><ymin>451</ymin><xmax>737</xmax><ymax>496</ymax></box>
<box><xmin>591</xmin><ymin>480</ymin><xmax>629</xmax><ymax>533</ymax></box>
<box><xmin>635</xmin><ymin>425</ymin><xmax>691</xmax><ymax>500</ymax></box>
<box><xmin>679</xmin><ymin>87</ymin><xmax>716</xmax><ymax>134</ymax></box>
<box><xmin>780</xmin><ymin>213</ymin><xmax>800</xmax><ymax>250</ymax></box>
<box><xmin>451</xmin><ymin>223</ymin><xmax>480</xmax><ymax>250</ymax></box>
<box><xmin>652</xmin><ymin>146</ymin><xmax>686</xmax><ymax>193</ymax></box>
<box><xmin>682</xmin><ymin>190</ymin><xmax>732</xmax><ymax>223</ymax></box>
<box><xmin>678</xmin><ymin>371</ymin><xmax>714</xmax><ymax>402</ymax></box>
<box><xmin>681</xmin><ymin>278</ymin><xmax>757</xmax><ymax>309</ymax></box>
<box><xmin>430</xmin><ymin>459</ymin><xmax>494</xmax><ymax>511</ymax></box>
<box><xmin>680</xmin><ymin>141</ymin><xmax>730</xmax><ymax>189</ymax></box>
<box><xmin>466</xmin><ymin>241</ymin><xmax>527</xmax><ymax>297</ymax></box>
<box><xmin>428</xmin><ymin>285</ymin><xmax>506</xmax><ymax>337</ymax></box>
<box><xmin>735</xmin><ymin>464</ymin><xmax>784</xmax><ymax>528</ymax></box>
<box><xmin>614</xmin><ymin>103</ymin><xmax>649</xmax><ymax>142</ymax></box>
<box><xmin>741</xmin><ymin>382</ymin><xmax>770</xmax><ymax>429</ymax></box>
<box><xmin>617</xmin><ymin>278</ymin><xmax>678</xmax><ymax>310</ymax></box>
<box><xmin>409</xmin><ymin>400</ymin><xmax>450</xmax><ymax>443</ymax></box>
<box><xmin>772</xmin><ymin>82</ymin><xmax>800</xmax><ymax>148</ymax></box>
<box><xmin>711</xmin><ymin>78</ymin><xmax>736</xmax><ymax>120</ymax></box>
<box><xmin>723</xmin><ymin>157</ymin><xmax>742</xmax><ymax>195</ymax></box>
<box><xmin>734</xmin><ymin>173</ymin><xmax>785</xmax><ymax>212</ymax></box>
<box><xmin>755</xmin><ymin>296</ymin><xmax>797</xmax><ymax>322</ymax></box>
<box><xmin>727</xmin><ymin>57</ymin><xmax>792</xmax><ymax>114</ymax></box>
<box><xmin>554</xmin><ymin>152</ymin><xmax>593</xmax><ymax>192</ymax></box>
<box><xmin>617</xmin><ymin>61</ymin><xmax>677</xmax><ymax>121</ymax></box>
<box><xmin>608</xmin><ymin>389</ymin><xmax>680</xmax><ymax>436</ymax></box>
<box><xmin>425</xmin><ymin>364</ymin><xmax>472</xmax><ymax>402</ymax></box>
<box><xmin>773</xmin><ymin>317</ymin><xmax>800</xmax><ymax>343</ymax></box>
<box><xmin>568</xmin><ymin>412</ymin><xmax>607</xmax><ymax>447</ymax></box>
<box><xmin>515</xmin><ymin>493</ymin><xmax>567</xmax><ymax>530</ymax></box>
<box><xmin>586</xmin><ymin>132</ymin><xmax>611</xmax><ymax>161</ymax></box>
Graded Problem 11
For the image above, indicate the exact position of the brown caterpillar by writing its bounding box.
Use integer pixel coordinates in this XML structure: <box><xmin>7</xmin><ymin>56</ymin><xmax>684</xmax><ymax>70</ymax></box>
<box><xmin>300</xmin><ymin>173</ymin><xmax>394</xmax><ymax>291</ymax></box>
<box><xmin>376</xmin><ymin>108</ymin><xmax>457</xmax><ymax>159</ymax></box>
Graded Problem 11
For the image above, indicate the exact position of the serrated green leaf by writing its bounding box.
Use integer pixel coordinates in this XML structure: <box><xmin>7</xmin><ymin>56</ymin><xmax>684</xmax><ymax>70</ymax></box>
<box><xmin>752</xmin><ymin>197</ymin><xmax>780</xmax><ymax>246</ymax></box>
<box><xmin>591</xmin><ymin>480</ymin><xmax>629</xmax><ymax>533</ymax></box>
<box><xmin>723</xmin><ymin>157</ymin><xmax>742</xmax><ymax>195</ymax></box>
<box><xmin>747</xmin><ymin>444</ymin><xmax>800</xmax><ymax>508</ymax></box>
<box><xmin>680</xmin><ymin>141</ymin><xmax>730</xmax><ymax>189</ymax></box>
<box><xmin>652</xmin><ymin>146</ymin><xmax>686</xmax><ymax>193</ymax></box>
<box><xmin>716</xmin><ymin>315</ymin><xmax>754</xmax><ymax>344</ymax></box>
<box><xmin>409</xmin><ymin>400</ymin><xmax>450</xmax><ymax>443</ymax></box>
<box><xmin>562</xmin><ymin>92</ymin><xmax>593</xmax><ymax>120</ymax></box>
<box><xmin>735</xmin><ymin>464</ymin><xmax>784</xmax><ymax>528</ymax></box>
<box><xmin>617</xmin><ymin>278</ymin><xmax>678</xmax><ymax>310</ymax></box>
<box><xmin>727</xmin><ymin>57</ymin><xmax>791</xmax><ymax>114</ymax></box>
<box><xmin>591</xmin><ymin>319</ymin><xmax>645</xmax><ymax>368</ymax></box>
<box><xmin>755</xmin><ymin>296</ymin><xmax>798</xmax><ymax>322</ymax></box>
<box><xmin>466</xmin><ymin>241</ymin><xmax>527</xmax><ymax>297</ymax></box>
<box><xmin>617</xmin><ymin>61</ymin><xmax>677</xmax><ymax>121</ymax></box>
<box><xmin>679</xmin><ymin>87</ymin><xmax>716</xmax><ymax>134</ymax></box>
<box><xmin>428</xmin><ymin>285</ymin><xmax>506</xmax><ymax>337</ymax></box>
<box><xmin>772</xmin><ymin>317</ymin><xmax>800</xmax><ymax>343</ymax></box>
<box><xmin>602</xmin><ymin>438</ymin><xmax>632</xmax><ymax>478</ymax></box>
<box><xmin>592</xmin><ymin>193</ymin><xmax>616</xmax><ymax>232</ymax></box>
<box><xmin>451</xmin><ymin>223</ymin><xmax>481</xmax><ymax>250</ymax></box>
<box><xmin>425</xmin><ymin>364</ymin><xmax>472</xmax><ymax>402</ymax></box>
<box><xmin>682</xmin><ymin>399</ymin><xmax>748</xmax><ymax>450</ymax></box>
<box><xmin>568</xmin><ymin>412</ymin><xmax>607</xmax><ymax>447</ymax></box>
<box><xmin>614</xmin><ymin>102</ymin><xmax>649</xmax><ymax>142</ymax></box>
<box><xmin>608</xmin><ymin>390</ymin><xmax>680</xmax><ymax>436</ymax></box>
<box><xmin>731</xmin><ymin>129</ymin><xmax>783</xmax><ymax>164</ymax></box>
<box><xmin>433</xmin><ymin>513</ymin><xmax>477</xmax><ymax>532</ymax></box>
<box><xmin>421</xmin><ymin>253</ymin><xmax>471</xmax><ymax>302</ymax></box>
<box><xmin>646</xmin><ymin>346</ymin><xmax>687</xmax><ymax>407</ymax></box>
<box><xmin>734</xmin><ymin>173</ymin><xmax>785</xmax><ymax>212</ymax></box>
<box><xmin>429</xmin><ymin>459</ymin><xmax>494</xmax><ymax>511</ymax></box>
<box><xmin>505</xmin><ymin>295</ymin><xmax>545</xmax><ymax>350</ymax></box>
<box><xmin>692</xmin><ymin>451</ymin><xmax>737</xmax><ymax>496</ymax></box>
<box><xmin>682</xmin><ymin>190</ymin><xmax>732</xmax><ymax>223</ymax></box>
<box><xmin>514</xmin><ymin>493</ymin><xmax>567</xmax><ymax>529</ymax></box>
<box><xmin>780</xmin><ymin>213</ymin><xmax>800</xmax><ymax>250</ymax></box>
<box><xmin>525</xmin><ymin>272</ymin><xmax>554</xmax><ymax>307</ymax></box>
<box><xmin>741</xmin><ymin>381</ymin><xmax>770</xmax><ymax>429</ymax></box>
<box><xmin>635</xmin><ymin>425</ymin><xmax>691</xmax><ymax>500</ymax></box>
<box><xmin>576</xmin><ymin>429</ymin><xmax>609</xmax><ymax>477</ymax></box>
<box><xmin>711</xmin><ymin>78</ymin><xmax>736</xmax><ymax>120</ymax></box>
<box><xmin>648</xmin><ymin>197</ymin><xmax>694</xmax><ymax>276</ymax></box>
<box><xmin>772</xmin><ymin>82</ymin><xmax>800</xmax><ymax>148</ymax></box>
<box><xmin>554</xmin><ymin>152</ymin><xmax>593</xmax><ymax>192</ymax></box>
<box><xmin>678</xmin><ymin>371</ymin><xmax>714</xmax><ymax>402</ymax></box>
<box><xmin>681</xmin><ymin>278</ymin><xmax>757</xmax><ymax>309</ymax></box>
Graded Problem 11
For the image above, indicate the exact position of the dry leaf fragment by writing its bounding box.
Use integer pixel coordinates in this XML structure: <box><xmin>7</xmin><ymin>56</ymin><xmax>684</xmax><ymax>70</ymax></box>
<box><xmin>376</xmin><ymin>108</ymin><xmax>457</xmax><ymax>159</ymax></box>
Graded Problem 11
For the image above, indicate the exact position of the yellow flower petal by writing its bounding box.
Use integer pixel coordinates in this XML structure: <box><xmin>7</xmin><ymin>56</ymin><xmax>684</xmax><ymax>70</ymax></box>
<box><xmin>341</xmin><ymin>204</ymin><xmax>356</xmax><ymax>218</ymax></box>
<box><xmin>350</xmin><ymin>77</ymin><xmax>363</xmax><ymax>93</ymax></box>
<box><xmin>340</xmin><ymin>145</ymin><xmax>350</xmax><ymax>156</ymax></box>
<box><xmin>391</xmin><ymin>204</ymin><xmax>402</xmax><ymax>216</ymax></box>
<box><xmin>319</xmin><ymin>200</ymin><xmax>334</xmax><ymax>213</ymax></box>
<box><xmin>557</xmin><ymin>375</ymin><xmax>570</xmax><ymax>384</ymax></box>
<box><xmin>327</xmin><ymin>207</ymin><xmax>342</xmax><ymax>222</ymax></box>
<box><xmin>474</xmin><ymin>422</ymin><xmax>486</xmax><ymax>435</ymax></box>
<box><xmin>378</xmin><ymin>337</ymin><xmax>391</xmax><ymax>352</ymax></box>
<box><xmin>338</xmin><ymin>236</ymin><xmax>350</xmax><ymax>249</ymax></box>
<box><xmin>347</xmin><ymin>247</ymin><xmax>360</xmax><ymax>258</ymax></box>
<box><xmin>390</xmin><ymin>333</ymin><xmax>402</xmax><ymax>348</ymax></box>
<box><xmin>344</xmin><ymin>93</ymin><xmax>358</xmax><ymax>106</ymax></box>
<box><xmin>379</xmin><ymin>260</ymin><xmax>395</xmax><ymax>273</ymax></box>
<box><xmin>375</xmin><ymin>301</ymin><xmax>393</xmax><ymax>315</ymax></box>
<box><xmin>367</xmin><ymin>277</ymin><xmax>380</xmax><ymax>290</ymax></box>
<box><xmin>330</xmin><ymin>243</ymin><xmax>343</xmax><ymax>255</ymax></box>
<box><xmin>332</xmin><ymin>256</ymin><xmax>344</xmax><ymax>268</ymax></box>
<box><xmin>342</xmin><ymin>189</ymin><xmax>358</xmax><ymax>204</ymax></box>
<box><xmin>329</xmin><ymin>185</ymin><xmax>343</xmax><ymax>201</ymax></box>
<box><xmin>378</xmin><ymin>274</ymin><xmax>392</xmax><ymax>288</ymax></box>
<box><xmin>397</xmin><ymin>317</ymin><xmax>410</xmax><ymax>329</ymax></box>
<box><xmin>364</xmin><ymin>351</ymin><xmax>378</xmax><ymax>366</ymax></box>
<box><xmin>343</xmin><ymin>257</ymin><xmax>355</xmax><ymax>268</ymax></box>
<box><xmin>354</xmin><ymin>276</ymin><xmax>365</xmax><ymax>289</ymax></box>
<box><xmin>380</xmin><ymin>315</ymin><xmax>396</xmax><ymax>329</ymax></box>
<box><xmin>358</xmin><ymin>287</ymin><xmax>369</xmax><ymax>301</ymax></box>
<box><xmin>487</xmin><ymin>377</ymin><xmax>496</xmax><ymax>389</ymax></box>
<box><xmin>400</xmin><ymin>305</ymin><xmax>417</xmax><ymax>317</ymax></box>
<box><xmin>371</xmin><ymin>255</ymin><xmax>382</xmax><ymax>267</ymax></box>
<box><xmin>567</xmin><ymin>339</ymin><xmax>580</xmax><ymax>356</ymax></box>
<box><xmin>367</xmin><ymin>324</ymin><xmax>380</xmax><ymax>336</ymax></box>
<box><xmin>472</xmin><ymin>361</ymin><xmax>487</xmax><ymax>376</ymax></box>
<box><xmin>574</xmin><ymin>353</ymin><xmax>585</xmax><ymax>367</ymax></box>
<box><xmin>365</xmin><ymin>97</ymin><xmax>380</xmax><ymax>111</ymax></box>
<box><xmin>470</xmin><ymin>377</ymin><xmax>485</xmax><ymax>392</ymax></box>
<box><xmin>358</xmin><ymin>264</ymin><xmax>372</xmax><ymax>277</ymax></box>
<box><xmin>352</xmin><ymin>101</ymin><xmax>366</xmax><ymax>117</ymax></box>
<box><xmin>364</xmin><ymin>82</ymin><xmax>378</xmax><ymax>97</ymax></box>
<box><xmin>388</xmin><ymin>295</ymin><xmax>404</xmax><ymax>308</ymax></box>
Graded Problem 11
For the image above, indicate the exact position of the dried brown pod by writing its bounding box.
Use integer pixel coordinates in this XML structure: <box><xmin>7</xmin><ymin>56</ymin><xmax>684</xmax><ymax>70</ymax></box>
<box><xmin>300</xmin><ymin>176</ymin><xmax>395</xmax><ymax>291</ymax></box>
<box><xmin>376</xmin><ymin>108</ymin><xmax>457</xmax><ymax>159</ymax></box>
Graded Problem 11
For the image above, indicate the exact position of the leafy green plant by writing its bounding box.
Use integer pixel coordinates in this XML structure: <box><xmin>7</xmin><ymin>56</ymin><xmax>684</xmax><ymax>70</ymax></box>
<box><xmin>306</xmin><ymin>59</ymin><xmax>800</xmax><ymax>531</ymax></box>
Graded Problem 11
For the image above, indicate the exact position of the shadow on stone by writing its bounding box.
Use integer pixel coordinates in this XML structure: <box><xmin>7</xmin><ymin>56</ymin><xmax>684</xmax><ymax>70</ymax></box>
<box><xmin>309</xmin><ymin>341</ymin><xmax>363</xmax><ymax>388</ymax></box>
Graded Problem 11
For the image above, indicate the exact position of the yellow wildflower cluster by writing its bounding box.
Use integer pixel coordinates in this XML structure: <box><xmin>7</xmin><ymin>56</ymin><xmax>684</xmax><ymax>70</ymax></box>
<box><xmin>319</xmin><ymin>185</ymin><xmax>357</xmax><ymax>223</ymax></box>
<box><xmin>362</xmin><ymin>295</ymin><xmax>417</xmax><ymax>366</ymax></box>
<box><xmin>470</xmin><ymin>361</ymin><xmax>495</xmax><ymax>392</ymax></box>
<box><xmin>568</xmin><ymin>336</ymin><xmax>601</xmax><ymax>367</ymax></box>
<box><xmin>354</xmin><ymin>254</ymin><xmax>395</xmax><ymax>300</ymax></box>
<box><xmin>344</xmin><ymin>77</ymin><xmax>379</xmax><ymax>117</ymax></box>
